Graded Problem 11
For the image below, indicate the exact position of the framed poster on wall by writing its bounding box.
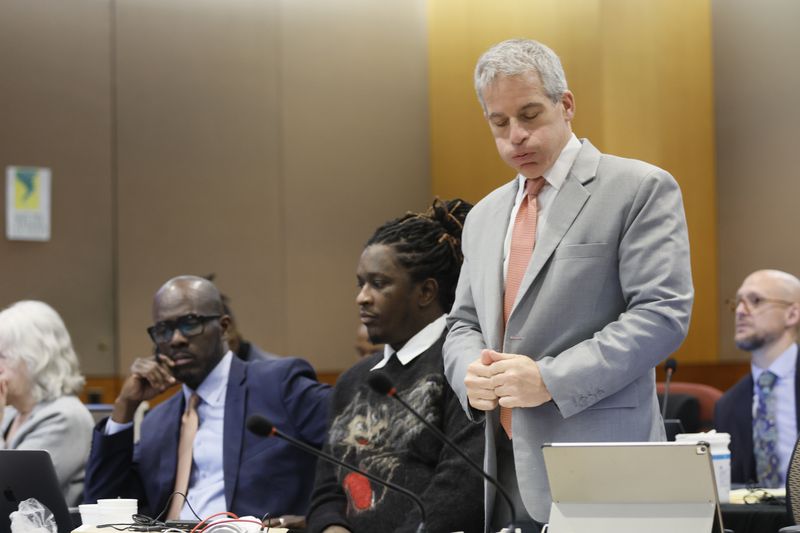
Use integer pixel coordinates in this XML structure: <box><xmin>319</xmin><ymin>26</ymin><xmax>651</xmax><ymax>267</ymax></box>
<box><xmin>5</xmin><ymin>165</ymin><xmax>51</xmax><ymax>242</ymax></box>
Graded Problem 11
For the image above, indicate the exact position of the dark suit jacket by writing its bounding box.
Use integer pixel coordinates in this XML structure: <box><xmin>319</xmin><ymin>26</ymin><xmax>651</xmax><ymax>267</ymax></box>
<box><xmin>713</xmin><ymin>350</ymin><xmax>800</xmax><ymax>484</ymax></box>
<box><xmin>84</xmin><ymin>355</ymin><xmax>331</xmax><ymax>517</ymax></box>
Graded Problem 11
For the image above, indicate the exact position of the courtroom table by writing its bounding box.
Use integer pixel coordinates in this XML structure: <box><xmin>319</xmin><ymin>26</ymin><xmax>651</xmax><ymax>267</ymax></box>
<box><xmin>721</xmin><ymin>502</ymin><xmax>793</xmax><ymax>533</ymax></box>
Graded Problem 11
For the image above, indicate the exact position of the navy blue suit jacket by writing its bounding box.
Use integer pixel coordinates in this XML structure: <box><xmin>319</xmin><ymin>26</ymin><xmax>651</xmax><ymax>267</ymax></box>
<box><xmin>713</xmin><ymin>351</ymin><xmax>800</xmax><ymax>484</ymax></box>
<box><xmin>84</xmin><ymin>355</ymin><xmax>331</xmax><ymax>518</ymax></box>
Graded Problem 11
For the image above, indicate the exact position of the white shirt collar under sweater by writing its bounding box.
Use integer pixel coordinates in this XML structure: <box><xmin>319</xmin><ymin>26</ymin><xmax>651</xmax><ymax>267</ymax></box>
<box><xmin>371</xmin><ymin>314</ymin><xmax>447</xmax><ymax>371</ymax></box>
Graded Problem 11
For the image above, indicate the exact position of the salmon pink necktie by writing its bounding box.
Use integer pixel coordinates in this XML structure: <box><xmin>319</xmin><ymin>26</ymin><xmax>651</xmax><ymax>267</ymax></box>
<box><xmin>500</xmin><ymin>177</ymin><xmax>546</xmax><ymax>438</ymax></box>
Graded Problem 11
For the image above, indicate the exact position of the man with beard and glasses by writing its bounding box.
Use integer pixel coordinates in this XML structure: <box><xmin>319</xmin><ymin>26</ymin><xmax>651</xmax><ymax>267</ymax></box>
<box><xmin>715</xmin><ymin>269</ymin><xmax>800</xmax><ymax>487</ymax></box>
<box><xmin>84</xmin><ymin>276</ymin><xmax>331</xmax><ymax>520</ymax></box>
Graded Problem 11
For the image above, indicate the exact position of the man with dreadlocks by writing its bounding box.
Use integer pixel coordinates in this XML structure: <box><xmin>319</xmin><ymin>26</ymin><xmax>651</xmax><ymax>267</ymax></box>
<box><xmin>306</xmin><ymin>199</ymin><xmax>484</xmax><ymax>533</ymax></box>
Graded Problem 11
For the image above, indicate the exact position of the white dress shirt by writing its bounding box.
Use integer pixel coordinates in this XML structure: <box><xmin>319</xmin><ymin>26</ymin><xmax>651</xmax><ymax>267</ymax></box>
<box><xmin>502</xmin><ymin>133</ymin><xmax>582</xmax><ymax>280</ymax></box>
<box><xmin>751</xmin><ymin>343</ymin><xmax>798</xmax><ymax>484</ymax></box>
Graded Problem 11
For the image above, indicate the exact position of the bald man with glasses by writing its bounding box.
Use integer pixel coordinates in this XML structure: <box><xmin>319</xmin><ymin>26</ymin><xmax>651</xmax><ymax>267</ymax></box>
<box><xmin>84</xmin><ymin>275</ymin><xmax>331</xmax><ymax>520</ymax></box>
<box><xmin>715</xmin><ymin>269</ymin><xmax>800</xmax><ymax>487</ymax></box>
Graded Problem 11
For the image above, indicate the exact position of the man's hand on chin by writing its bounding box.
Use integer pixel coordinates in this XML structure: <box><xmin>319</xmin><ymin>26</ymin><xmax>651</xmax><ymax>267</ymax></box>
<box><xmin>112</xmin><ymin>355</ymin><xmax>177</xmax><ymax>423</ymax></box>
<box><xmin>485</xmin><ymin>350</ymin><xmax>552</xmax><ymax>408</ymax></box>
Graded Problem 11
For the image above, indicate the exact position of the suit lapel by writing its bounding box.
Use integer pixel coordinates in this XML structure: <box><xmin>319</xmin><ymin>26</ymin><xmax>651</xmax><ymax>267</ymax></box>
<box><xmin>223</xmin><ymin>357</ymin><xmax>247</xmax><ymax>508</ymax></box>
<box><xmin>511</xmin><ymin>140</ymin><xmax>599</xmax><ymax>314</ymax></box>
<box><xmin>155</xmin><ymin>394</ymin><xmax>184</xmax><ymax>508</ymax></box>
<box><xmin>486</xmin><ymin>181</ymin><xmax>518</xmax><ymax>349</ymax></box>
<box><xmin>742</xmin><ymin>374</ymin><xmax>756</xmax><ymax>481</ymax></box>
<box><xmin>794</xmin><ymin>343</ymin><xmax>800</xmax><ymax>429</ymax></box>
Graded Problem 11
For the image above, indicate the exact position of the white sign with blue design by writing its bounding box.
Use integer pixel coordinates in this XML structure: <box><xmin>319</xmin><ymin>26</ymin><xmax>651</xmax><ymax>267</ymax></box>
<box><xmin>5</xmin><ymin>166</ymin><xmax>51</xmax><ymax>241</ymax></box>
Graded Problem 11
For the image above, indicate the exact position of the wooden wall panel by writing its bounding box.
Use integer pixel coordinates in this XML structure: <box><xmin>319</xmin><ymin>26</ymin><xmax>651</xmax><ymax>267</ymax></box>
<box><xmin>0</xmin><ymin>0</ymin><xmax>115</xmax><ymax>374</ymax></box>
<box><xmin>0</xmin><ymin>0</ymin><xmax>431</xmax><ymax>380</ymax></box>
<box><xmin>712</xmin><ymin>0</ymin><xmax>800</xmax><ymax>361</ymax></box>
<box><xmin>113</xmin><ymin>0</ymin><xmax>431</xmax><ymax>373</ymax></box>
<box><xmin>279</xmin><ymin>0</ymin><xmax>430</xmax><ymax>371</ymax></box>
<box><xmin>655</xmin><ymin>360</ymin><xmax>748</xmax><ymax>394</ymax></box>
<box><xmin>114</xmin><ymin>0</ymin><xmax>286</xmax><ymax>370</ymax></box>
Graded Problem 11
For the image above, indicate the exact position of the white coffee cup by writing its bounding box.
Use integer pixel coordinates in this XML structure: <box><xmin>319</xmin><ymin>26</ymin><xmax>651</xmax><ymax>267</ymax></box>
<box><xmin>95</xmin><ymin>498</ymin><xmax>138</xmax><ymax>524</ymax></box>
<box><xmin>78</xmin><ymin>504</ymin><xmax>103</xmax><ymax>526</ymax></box>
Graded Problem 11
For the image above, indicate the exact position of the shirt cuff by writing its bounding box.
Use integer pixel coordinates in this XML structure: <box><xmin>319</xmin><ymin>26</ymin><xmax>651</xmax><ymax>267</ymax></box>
<box><xmin>105</xmin><ymin>418</ymin><xmax>134</xmax><ymax>435</ymax></box>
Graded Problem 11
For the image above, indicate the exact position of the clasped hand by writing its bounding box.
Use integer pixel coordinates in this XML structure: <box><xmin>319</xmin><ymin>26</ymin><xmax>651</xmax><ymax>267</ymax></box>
<box><xmin>465</xmin><ymin>349</ymin><xmax>551</xmax><ymax>411</ymax></box>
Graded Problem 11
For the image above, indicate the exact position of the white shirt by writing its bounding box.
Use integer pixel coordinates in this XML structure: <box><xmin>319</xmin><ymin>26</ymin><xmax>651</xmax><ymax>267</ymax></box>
<box><xmin>751</xmin><ymin>343</ymin><xmax>798</xmax><ymax>484</ymax></box>
<box><xmin>502</xmin><ymin>133</ymin><xmax>582</xmax><ymax>280</ymax></box>
<box><xmin>105</xmin><ymin>351</ymin><xmax>233</xmax><ymax>519</ymax></box>
<box><xmin>371</xmin><ymin>315</ymin><xmax>448</xmax><ymax>371</ymax></box>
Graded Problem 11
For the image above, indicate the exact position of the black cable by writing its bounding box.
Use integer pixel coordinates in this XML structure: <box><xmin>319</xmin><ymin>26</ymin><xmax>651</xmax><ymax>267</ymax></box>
<box><xmin>259</xmin><ymin>512</ymin><xmax>271</xmax><ymax>532</ymax></box>
<box><xmin>153</xmin><ymin>491</ymin><xmax>202</xmax><ymax>523</ymax></box>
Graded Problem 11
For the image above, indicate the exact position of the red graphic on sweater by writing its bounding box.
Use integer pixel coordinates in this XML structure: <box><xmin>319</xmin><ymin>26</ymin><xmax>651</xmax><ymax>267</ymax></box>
<box><xmin>343</xmin><ymin>472</ymin><xmax>373</xmax><ymax>510</ymax></box>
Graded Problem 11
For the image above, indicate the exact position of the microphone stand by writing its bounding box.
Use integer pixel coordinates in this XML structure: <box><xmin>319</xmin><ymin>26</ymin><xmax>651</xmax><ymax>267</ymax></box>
<box><xmin>247</xmin><ymin>416</ymin><xmax>427</xmax><ymax>533</ymax></box>
<box><xmin>661</xmin><ymin>359</ymin><xmax>677</xmax><ymax>420</ymax></box>
<box><xmin>368</xmin><ymin>374</ymin><xmax>517</xmax><ymax>533</ymax></box>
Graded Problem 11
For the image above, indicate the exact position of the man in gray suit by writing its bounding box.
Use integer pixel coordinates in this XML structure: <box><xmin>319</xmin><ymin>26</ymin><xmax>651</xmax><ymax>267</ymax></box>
<box><xmin>443</xmin><ymin>39</ymin><xmax>694</xmax><ymax>532</ymax></box>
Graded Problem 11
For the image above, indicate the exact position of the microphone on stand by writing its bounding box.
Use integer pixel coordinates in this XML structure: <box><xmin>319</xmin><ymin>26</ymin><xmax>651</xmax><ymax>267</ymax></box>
<box><xmin>660</xmin><ymin>358</ymin><xmax>686</xmax><ymax>441</ymax></box>
<box><xmin>245</xmin><ymin>414</ymin><xmax>427</xmax><ymax>533</ymax></box>
<box><xmin>661</xmin><ymin>358</ymin><xmax>678</xmax><ymax>419</ymax></box>
<box><xmin>367</xmin><ymin>373</ymin><xmax>517</xmax><ymax>533</ymax></box>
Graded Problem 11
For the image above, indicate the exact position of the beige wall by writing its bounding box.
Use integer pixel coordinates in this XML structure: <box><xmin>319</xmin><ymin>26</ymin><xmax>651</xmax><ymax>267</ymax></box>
<box><xmin>114</xmin><ymin>0</ymin><xmax>289</xmax><ymax>373</ymax></box>
<box><xmin>4</xmin><ymin>0</ymin><xmax>799</xmax><ymax>377</ymax></box>
<box><xmin>116</xmin><ymin>0</ymin><xmax>431</xmax><ymax>373</ymax></box>
<box><xmin>713</xmin><ymin>0</ymin><xmax>800</xmax><ymax>361</ymax></box>
<box><xmin>0</xmin><ymin>0</ymin><xmax>430</xmax><ymax>377</ymax></box>
<box><xmin>280</xmin><ymin>0</ymin><xmax>430</xmax><ymax>368</ymax></box>
<box><xmin>0</xmin><ymin>0</ymin><xmax>115</xmax><ymax>375</ymax></box>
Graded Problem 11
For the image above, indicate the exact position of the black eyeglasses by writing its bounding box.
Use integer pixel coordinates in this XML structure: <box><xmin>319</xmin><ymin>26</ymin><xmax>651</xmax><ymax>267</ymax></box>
<box><xmin>725</xmin><ymin>295</ymin><xmax>795</xmax><ymax>313</ymax></box>
<box><xmin>147</xmin><ymin>314</ymin><xmax>221</xmax><ymax>344</ymax></box>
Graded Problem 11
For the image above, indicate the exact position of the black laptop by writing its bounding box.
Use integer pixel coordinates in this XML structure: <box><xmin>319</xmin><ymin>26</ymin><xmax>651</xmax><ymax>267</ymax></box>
<box><xmin>0</xmin><ymin>450</ymin><xmax>73</xmax><ymax>533</ymax></box>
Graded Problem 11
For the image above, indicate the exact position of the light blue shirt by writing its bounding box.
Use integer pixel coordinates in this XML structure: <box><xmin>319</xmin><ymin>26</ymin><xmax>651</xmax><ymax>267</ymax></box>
<box><xmin>180</xmin><ymin>351</ymin><xmax>231</xmax><ymax>519</ymax></box>
<box><xmin>105</xmin><ymin>351</ymin><xmax>232</xmax><ymax>518</ymax></box>
<box><xmin>752</xmin><ymin>344</ymin><xmax>798</xmax><ymax>484</ymax></box>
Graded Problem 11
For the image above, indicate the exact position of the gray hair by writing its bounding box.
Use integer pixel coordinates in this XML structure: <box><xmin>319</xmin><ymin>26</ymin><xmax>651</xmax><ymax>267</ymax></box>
<box><xmin>474</xmin><ymin>39</ymin><xmax>568</xmax><ymax>109</ymax></box>
<box><xmin>0</xmin><ymin>301</ymin><xmax>85</xmax><ymax>403</ymax></box>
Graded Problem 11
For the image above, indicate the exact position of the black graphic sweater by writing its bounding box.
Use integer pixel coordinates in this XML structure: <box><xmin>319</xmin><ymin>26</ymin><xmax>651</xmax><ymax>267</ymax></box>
<box><xmin>307</xmin><ymin>333</ymin><xmax>485</xmax><ymax>533</ymax></box>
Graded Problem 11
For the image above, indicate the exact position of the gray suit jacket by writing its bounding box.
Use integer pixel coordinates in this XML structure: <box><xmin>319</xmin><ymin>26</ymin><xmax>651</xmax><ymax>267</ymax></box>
<box><xmin>1</xmin><ymin>395</ymin><xmax>95</xmax><ymax>506</ymax></box>
<box><xmin>443</xmin><ymin>139</ymin><xmax>693</xmax><ymax>524</ymax></box>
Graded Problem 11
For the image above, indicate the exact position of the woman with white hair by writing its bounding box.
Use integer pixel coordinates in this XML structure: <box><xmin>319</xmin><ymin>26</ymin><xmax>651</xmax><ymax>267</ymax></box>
<box><xmin>0</xmin><ymin>300</ymin><xmax>94</xmax><ymax>506</ymax></box>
